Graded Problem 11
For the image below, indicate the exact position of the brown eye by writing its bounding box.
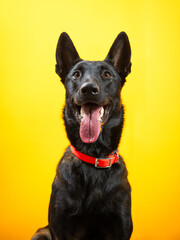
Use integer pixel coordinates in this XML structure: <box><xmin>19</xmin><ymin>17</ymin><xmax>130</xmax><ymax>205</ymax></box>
<box><xmin>103</xmin><ymin>71</ymin><xmax>111</xmax><ymax>79</ymax></box>
<box><xmin>73</xmin><ymin>71</ymin><xmax>81</xmax><ymax>79</ymax></box>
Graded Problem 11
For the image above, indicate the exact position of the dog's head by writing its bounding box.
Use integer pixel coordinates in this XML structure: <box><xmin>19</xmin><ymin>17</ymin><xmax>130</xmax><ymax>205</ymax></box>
<box><xmin>56</xmin><ymin>32</ymin><xmax>131</xmax><ymax>145</ymax></box>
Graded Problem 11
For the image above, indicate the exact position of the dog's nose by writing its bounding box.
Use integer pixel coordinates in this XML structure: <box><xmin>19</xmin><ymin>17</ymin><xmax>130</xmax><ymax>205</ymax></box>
<box><xmin>80</xmin><ymin>82</ymin><xmax>99</xmax><ymax>96</ymax></box>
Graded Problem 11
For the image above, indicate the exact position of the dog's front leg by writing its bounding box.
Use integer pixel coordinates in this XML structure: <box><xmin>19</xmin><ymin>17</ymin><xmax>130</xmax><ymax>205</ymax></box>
<box><xmin>120</xmin><ymin>192</ymin><xmax>133</xmax><ymax>240</ymax></box>
<box><xmin>48</xmin><ymin>179</ymin><xmax>83</xmax><ymax>240</ymax></box>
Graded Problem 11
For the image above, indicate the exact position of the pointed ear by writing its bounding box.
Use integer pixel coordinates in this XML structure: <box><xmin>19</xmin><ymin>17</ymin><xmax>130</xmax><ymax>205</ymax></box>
<box><xmin>56</xmin><ymin>32</ymin><xmax>81</xmax><ymax>81</ymax></box>
<box><xmin>105</xmin><ymin>32</ymin><xmax>131</xmax><ymax>79</ymax></box>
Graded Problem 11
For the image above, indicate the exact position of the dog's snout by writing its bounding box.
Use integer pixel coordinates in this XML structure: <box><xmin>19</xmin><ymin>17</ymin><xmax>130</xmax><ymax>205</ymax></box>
<box><xmin>80</xmin><ymin>82</ymin><xmax>99</xmax><ymax>96</ymax></box>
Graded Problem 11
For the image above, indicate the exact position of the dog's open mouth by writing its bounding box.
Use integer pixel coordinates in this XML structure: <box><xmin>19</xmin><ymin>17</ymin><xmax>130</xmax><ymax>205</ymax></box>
<box><xmin>75</xmin><ymin>103</ymin><xmax>111</xmax><ymax>143</ymax></box>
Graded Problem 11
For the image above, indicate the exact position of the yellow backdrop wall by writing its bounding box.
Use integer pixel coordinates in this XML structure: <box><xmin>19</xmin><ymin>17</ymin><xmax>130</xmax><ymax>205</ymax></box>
<box><xmin>0</xmin><ymin>0</ymin><xmax>180</xmax><ymax>239</ymax></box>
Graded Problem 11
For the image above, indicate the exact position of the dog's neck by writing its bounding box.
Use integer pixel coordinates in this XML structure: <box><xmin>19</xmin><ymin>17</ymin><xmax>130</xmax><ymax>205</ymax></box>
<box><xmin>63</xmin><ymin>104</ymin><xmax>124</xmax><ymax>158</ymax></box>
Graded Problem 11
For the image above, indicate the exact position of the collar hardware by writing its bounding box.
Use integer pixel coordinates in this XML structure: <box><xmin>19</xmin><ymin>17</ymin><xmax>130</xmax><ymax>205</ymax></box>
<box><xmin>95</xmin><ymin>157</ymin><xmax>113</xmax><ymax>168</ymax></box>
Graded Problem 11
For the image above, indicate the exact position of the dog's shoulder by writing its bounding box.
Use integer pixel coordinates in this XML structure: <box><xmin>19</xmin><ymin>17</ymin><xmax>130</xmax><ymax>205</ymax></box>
<box><xmin>54</xmin><ymin>146</ymin><xmax>80</xmax><ymax>184</ymax></box>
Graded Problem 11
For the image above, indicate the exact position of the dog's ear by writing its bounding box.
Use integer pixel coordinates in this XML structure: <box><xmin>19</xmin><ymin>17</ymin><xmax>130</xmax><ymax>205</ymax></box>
<box><xmin>105</xmin><ymin>32</ymin><xmax>131</xmax><ymax>80</ymax></box>
<box><xmin>56</xmin><ymin>32</ymin><xmax>81</xmax><ymax>81</ymax></box>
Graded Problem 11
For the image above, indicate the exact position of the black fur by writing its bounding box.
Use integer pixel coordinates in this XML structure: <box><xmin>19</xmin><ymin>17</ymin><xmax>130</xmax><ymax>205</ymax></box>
<box><xmin>32</xmin><ymin>32</ymin><xmax>132</xmax><ymax>240</ymax></box>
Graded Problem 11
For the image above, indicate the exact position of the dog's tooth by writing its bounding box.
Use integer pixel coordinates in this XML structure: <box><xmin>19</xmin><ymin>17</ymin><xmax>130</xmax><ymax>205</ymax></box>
<box><xmin>80</xmin><ymin>107</ymin><xmax>84</xmax><ymax>117</ymax></box>
<box><xmin>100</xmin><ymin>107</ymin><xmax>104</xmax><ymax>118</ymax></box>
<box><xmin>99</xmin><ymin>107</ymin><xmax>104</xmax><ymax>121</ymax></box>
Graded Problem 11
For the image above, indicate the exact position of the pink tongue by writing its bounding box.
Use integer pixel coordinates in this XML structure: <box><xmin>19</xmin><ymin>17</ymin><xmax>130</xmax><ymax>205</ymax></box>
<box><xmin>80</xmin><ymin>104</ymin><xmax>102</xmax><ymax>143</ymax></box>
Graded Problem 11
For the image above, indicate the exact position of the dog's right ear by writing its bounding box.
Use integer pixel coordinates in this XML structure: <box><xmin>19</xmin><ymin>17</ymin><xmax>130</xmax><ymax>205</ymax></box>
<box><xmin>56</xmin><ymin>32</ymin><xmax>81</xmax><ymax>82</ymax></box>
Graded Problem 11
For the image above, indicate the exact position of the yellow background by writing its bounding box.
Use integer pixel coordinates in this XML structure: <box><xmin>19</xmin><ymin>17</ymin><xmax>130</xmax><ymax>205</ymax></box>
<box><xmin>0</xmin><ymin>0</ymin><xmax>180</xmax><ymax>239</ymax></box>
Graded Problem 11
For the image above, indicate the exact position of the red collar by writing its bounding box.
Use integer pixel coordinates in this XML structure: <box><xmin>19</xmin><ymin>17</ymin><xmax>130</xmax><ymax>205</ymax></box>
<box><xmin>70</xmin><ymin>145</ymin><xmax>120</xmax><ymax>168</ymax></box>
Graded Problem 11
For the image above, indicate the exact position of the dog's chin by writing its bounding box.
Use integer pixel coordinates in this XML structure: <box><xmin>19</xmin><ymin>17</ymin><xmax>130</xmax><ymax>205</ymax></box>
<box><xmin>73</xmin><ymin>102</ymin><xmax>111</xmax><ymax>143</ymax></box>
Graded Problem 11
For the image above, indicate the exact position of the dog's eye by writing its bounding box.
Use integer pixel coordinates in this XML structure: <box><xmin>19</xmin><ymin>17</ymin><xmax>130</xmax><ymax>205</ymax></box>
<box><xmin>73</xmin><ymin>71</ymin><xmax>81</xmax><ymax>79</ymax></box>
<box><xmin>103</xmin><ymin>71</ymin><xmax>111</xmax><ymax>79</ymax></box>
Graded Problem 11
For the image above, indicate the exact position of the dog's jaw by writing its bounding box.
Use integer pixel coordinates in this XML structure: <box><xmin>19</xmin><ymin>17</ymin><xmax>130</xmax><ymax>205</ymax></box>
<box><xmin>63</xmin><ymin>101</ymin><xmax>124</xmax><ymax>158</ymax></box>
<box><xmin>73</xmin><ymin>102</ymin><xmax>112</xmax><ymax>144</ymax></box>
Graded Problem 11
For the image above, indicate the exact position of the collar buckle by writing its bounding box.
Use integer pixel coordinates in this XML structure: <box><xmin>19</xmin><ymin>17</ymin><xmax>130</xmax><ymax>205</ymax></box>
<box><xmin>95</xmin><ymin>157</ymin><xmax>113</xmax><ymax>168</ymax></box>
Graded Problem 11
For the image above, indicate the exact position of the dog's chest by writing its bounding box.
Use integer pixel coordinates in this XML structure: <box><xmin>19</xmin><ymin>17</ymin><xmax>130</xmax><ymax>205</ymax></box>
<box><xmin>49</xmin><ymin>149</ymin><xmax>131</xmax><ymax>240</ymax></box>
<box><xmin>55</xmin><ymin>153</ymin><xmax>124</xmax><ymax>216</ymax></box>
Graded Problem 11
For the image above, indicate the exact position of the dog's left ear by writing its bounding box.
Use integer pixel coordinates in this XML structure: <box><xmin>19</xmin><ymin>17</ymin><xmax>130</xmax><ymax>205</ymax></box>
<box><xmin>56</xmin><ymin>32</ymin><xmax>81</xmax><ymax>82</ymax></box>
<box><xmin>105</xmin><ymin>32</ymin><xmax>131</xmax><ymax>80</ymax></box>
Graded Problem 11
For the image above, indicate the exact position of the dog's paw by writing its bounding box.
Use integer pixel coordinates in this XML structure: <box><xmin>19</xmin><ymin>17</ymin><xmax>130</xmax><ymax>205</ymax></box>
<box><xmin>31</xmin><ymin>226</ymin><xmax>52</xmax><ymax>240</ymax></box>
<box><xmin>31</xmin><ymin>235</ymin><xmax>49</xmax><ymax>240</ymax></box>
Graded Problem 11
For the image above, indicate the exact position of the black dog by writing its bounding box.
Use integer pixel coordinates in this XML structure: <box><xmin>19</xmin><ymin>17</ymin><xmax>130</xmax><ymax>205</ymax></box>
<box><xmin>32</xmin><ymin>32</ymin><xmax>132</xmax><ymax>240</ymax></box>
